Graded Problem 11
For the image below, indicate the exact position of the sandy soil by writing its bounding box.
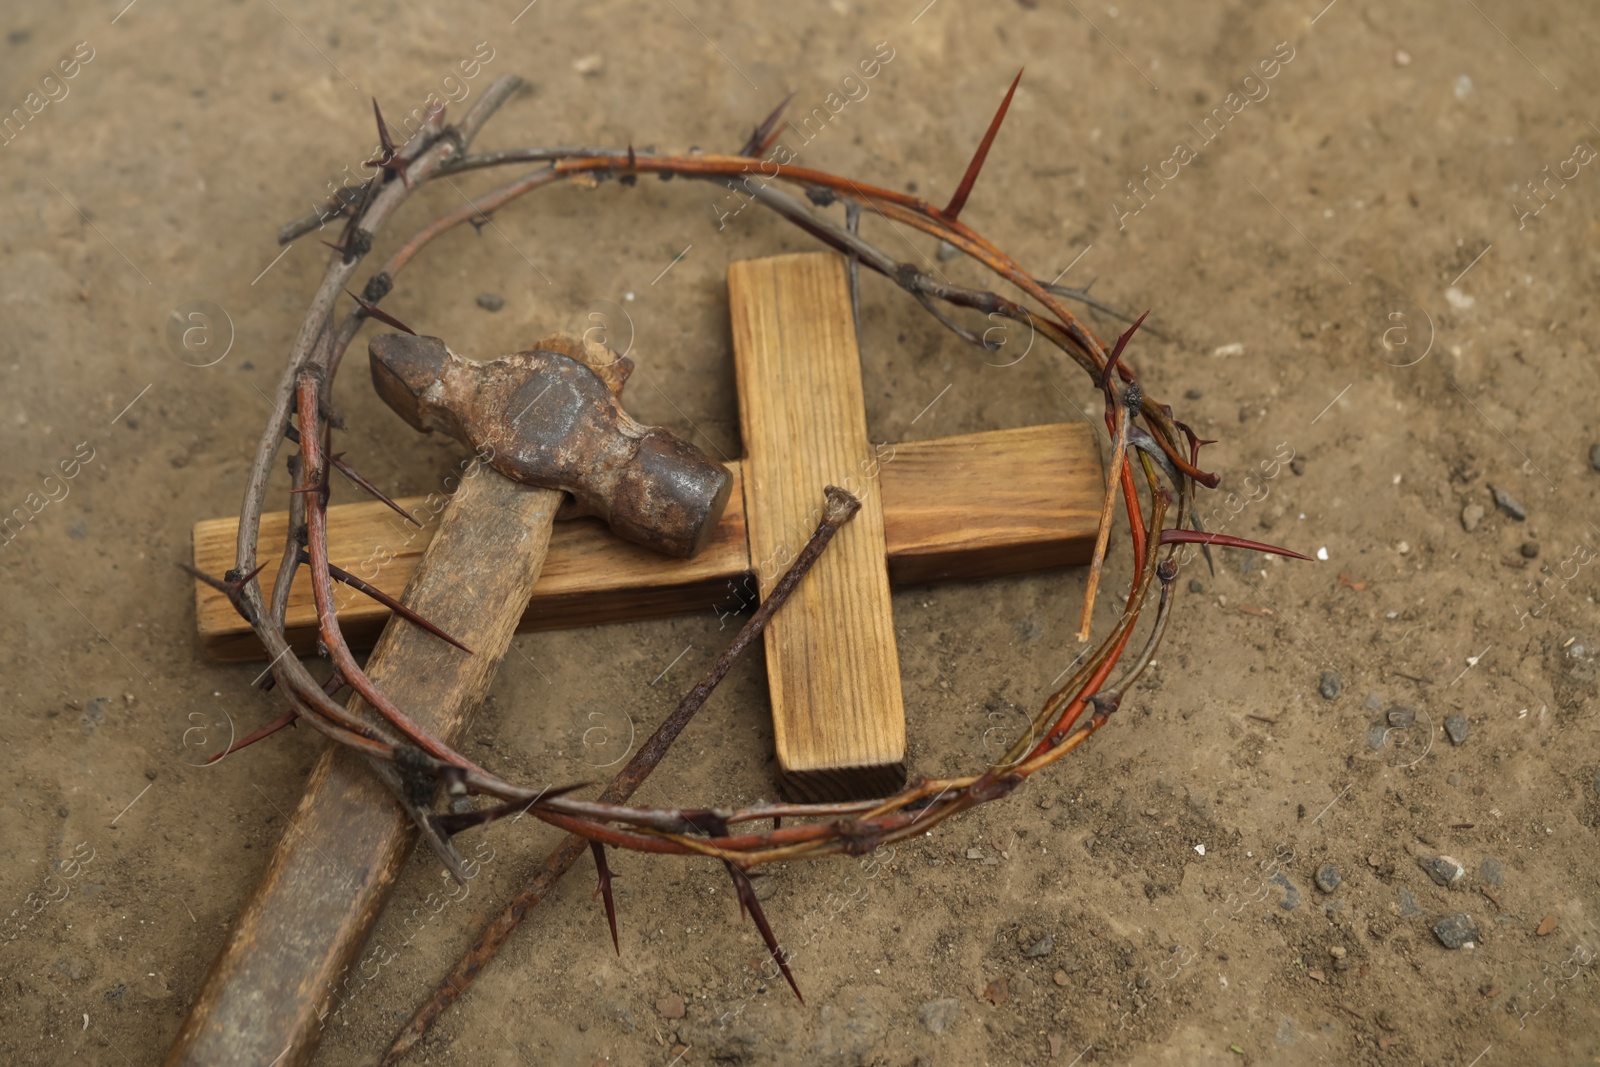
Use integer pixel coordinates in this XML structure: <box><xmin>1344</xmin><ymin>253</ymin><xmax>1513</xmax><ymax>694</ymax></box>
<box><xmin>2</xmin><ymin>0</ymin><xmax>1598</xmax><ymax>1064</ymax></box>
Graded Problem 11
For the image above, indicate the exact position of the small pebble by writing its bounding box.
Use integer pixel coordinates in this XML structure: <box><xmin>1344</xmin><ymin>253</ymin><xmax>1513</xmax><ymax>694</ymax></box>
<box><xmin>1421</xmin><ymin>854</ymin><xmax>1465</xmax><ymax>888</ymax></box>
<box><xmin>1290</xmin><ymin>456</ymin><xmax>1307</xmax><ymax>476</ymax></box>
<box><xmin>1318</xmin><ymin>672</ymin><xmax>1342</xmax><ymax>701</ymax></box>
<box><xmin>475</xmin><ymin>292</ymin><xmax>505</xmax><ymax>312</ymax></box>
<box><xmin>1590</xmin><ymin>443</ymin><xmax>1600</xmax><ymax>472</ymax></box>
<box><xmin>1053</xmin><ymin>970</ymin><xmax>1069</xmax><ymax>987</ymax></box>
<box><xmin>919</xmin><ymin>998</ymin><xmax>960</xmax><ymax>1034</ymax></box>
<box><xmin>1387</xmin><ymin>705</ymin><xmax>1417</xmax><ymax>729</ymax></box>
<box><xmin>1445</xmin><ymin>714</ymin><xmax>1469</xmax><ymax>745</ymax></box>
<box><xmin>1184</xmin><ymin>388</ymin><xmax>1203</xmax><ymax>400</ymax></box>
<box><xmin>1398</xmin><ymin>887</ymin><xmax>1424</xmax><ymax>917</ymax></box>
<box><xmin>1481</xmin><ymin>857</ymin><xmax>1504</xmax><ymax>886</ymax></box>
<box><xmin>1520</xmin><ymin>541</ymin><xmax>1540</xmax><ymax>559</ymax></box>
<box><xmin>1447</xmin><ymin>772</ymin><xmax>1463</xmax><ymax>787</ymax></box>
<box><xmin>1490</xmin><ymin>485</ymin><xmax>1527</xmax><ymax>520</ymax></box>
<box><xmin>1328</xmin><ymin>946</ymin><xmax>1347</xmax><ymax>959</ymax></box>
<box><xmin>1315</xmin><ymin>864</ymin><xmax>1341</xmax><ymax>893</ymax></box>
<box><xmin>1460</xmin><ymin>503</ymin><xmax>1485</xmax><ymax>532</ymax></box>
<box><xmin>1024</xmin><ymin>935</ymin><xmax>1054</xmax><ymax>958</ymax></box>
<box><xmin>937</xmin><ymin>240</ymin><xmax>961</xmax><ymax>261</ymax></box>
<box><xmin>1188</xmin><ymin>579</ymin><xmax>1204</xmax><ymax>594</ymax></box>
<box><xmin>1394</xmin><ymin>48</ymin><xmax>1412</xmax><ymax>66</ymax></box>
<box><xmin>1433</xmin><ymin>913</ymin><xmax>1480</xmax><ymax>950</ymax></box>
<box><xmin>654</xmin><ymin>995</ymin><xmax>685</xmax><ymax>1020</ymax></box>
<box><xmin>1364</xmin><ymin>692</ymin><xmax>1384</xmax><ymax>712</ymax></box>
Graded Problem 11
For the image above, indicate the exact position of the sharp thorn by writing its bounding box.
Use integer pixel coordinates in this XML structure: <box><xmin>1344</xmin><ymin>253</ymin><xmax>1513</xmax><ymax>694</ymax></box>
<box><xmin>326</xmin><ymin>451</ymin><xmax>422</xmax><ymax>527</ymax></box>
<box><xmin>590</xmin><ymin>841</ymin><xmax>621</xmax><ymax>955</ymax></box>
<box><xmin>206</xmin><ymin>708</ymin><xmax>298</xmax><ymax>763</ymax></box>
<box><xmin>1159</xmin><ymin>529</ymin><xmax>1313</xmax><ymax>561</ymax></box>
<box><xmin>724</xmin><ymin>861</ymin><xmax>802</xmax><ymax>1002</ymax></box>
<box><xmin>298</xmin><ymin>549</ymin><xmax>474</xmax><ymax>654</ymax></box>
<box><xmin>365</xmin><ymin>98</ymin><xmax>398</xmax><ymax>171</ymax></box>
<box><xmin>943</xmin><ymin>69</ymin><xmax>1023</xmax><ymax>221</ymax></box>
<box><xmin>345</xmin><ymin>287</ymin><xmax>417</xmax><ymax>335</ymax></box>
<box><xmin>1101</xmin><ymin>310</ymin><xmax>1150</xmax><ymax>387</ymax></box>
<box><xmin>738</xmin><ymin>91</ymin><xmax>796</xmax><ymax>157</ymax></box>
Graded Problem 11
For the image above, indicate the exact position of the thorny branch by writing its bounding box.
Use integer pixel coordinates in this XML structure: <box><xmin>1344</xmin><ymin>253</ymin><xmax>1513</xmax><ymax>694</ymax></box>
<box><xmin>205</xmin><ymin>71</ymin><xmax>1310</xmax><ymax>1055</ymax></box>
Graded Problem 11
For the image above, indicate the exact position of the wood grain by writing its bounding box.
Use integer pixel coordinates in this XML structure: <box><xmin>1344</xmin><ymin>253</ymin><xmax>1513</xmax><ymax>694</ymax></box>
<box><xmin>193</xmin><ymin>426</ymin><xmax>1103</xmax><ymax>661</ymax></box>
<box><xmin>728</xmin><ymin>252</ymin><xmax>905</xmax><ymax>802</ymax></box>
<box><xmin>881</xmin><ymin>423</ymin><xmax>1103</xmax><ymax>584</ymax></box>
<box><xmin>165</xmin><ymin>473</ymin><xmax>561</xmax><ymax>1067</ymax></box>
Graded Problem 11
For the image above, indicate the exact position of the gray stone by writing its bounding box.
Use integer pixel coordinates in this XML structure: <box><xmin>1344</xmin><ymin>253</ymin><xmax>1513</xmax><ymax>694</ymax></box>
<box><xmin>1591</xmin><ymin>443</ymin><xmax>1600</xmax><ymax>472</ymax></box>
<box><xmin>1024</xmin><ymin>934</ymin><xmax>1054</xmax><ymax>958</ymax></box>
<box><xmin>1315</xmin><ymin>864</ymin><xmax>1341</xmax><ymax>893</ymax></box>
<box><xmin>1520</xmin><ymin>541</ymin><xmax>1540</xmax><ymax>559</ymax></box>
<box><xmin>1364</xmin><ymin>692</ymin><xmax>1384</xmax><ymax>711</ymax></box>
<box><xmin>1318</xmin><ymin>672</ymin><xmax>1342</xmax><ymax>701</ymax></box>
<box><xmin>813</xmin><ymin>998</ymin><xmax>886</xmax><ymax>1059</ymax></box>
<box><xmin>475</xmin><ymin>292</ymin><xmax>505</xmax><ymax>312</ymax></box>
<box><xmin>1490</xmin><ymin>485</ymin><xmax>1527</xmax><ymax>521</ymax></box>
<box><xmin>1420</xmin><ymin>854</ymin><xmax>1465</xmax><ymax>888</ymax></box>
<box><xmin>1271</xmin><ymin>872</ymin><xmax>1301</xmax><ymax>910</ymax></box>
<box><xmin>919</xmin><ymin>998</ymin><xmax>961</xmax><ymax>1035</ymax></box>
<box><xmin>1445</xmin><ymin>714</ymin><xmax>1469</xmax><ymax>745</ymax></box>
<box><xmin>1481</xmin><ymin>857</ymin><xmax>1504</xmax><ymax>887</ymax></box>
<box><xmin>1461</xmin><ymin>503</ymin><xmax>1485</xmax><ymax>532</ymax></box>
<box><xmin>1433</xmin><ymin>913</ymin><xmax>1480</xmax><ymax>949</ymax></box>
<box><xmin>1188</xmin><ymin>579</ymin><xmax>1205</xmax><ymax>594</ymax></box>
<box><xmin>937</xmin><ymin>239</ymin><xmax>961</xmax><ymax>261</ymax></box>
<box><xmin>1387</xmin><ymin>705</ymin><xmax>1417</xmax><ymax>729</ymax></box>
<box><xmin>1398</xmin><ymin>887</ymin><xmax>1424</xmax><ymax>917</ymax></box>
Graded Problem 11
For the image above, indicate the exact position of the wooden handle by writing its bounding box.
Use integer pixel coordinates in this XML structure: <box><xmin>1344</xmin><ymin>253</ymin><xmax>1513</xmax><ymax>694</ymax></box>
<box><xmin>165</xmin><ymin>471</ymin><xmax>561</xmax><ymax>1067</ymax></box>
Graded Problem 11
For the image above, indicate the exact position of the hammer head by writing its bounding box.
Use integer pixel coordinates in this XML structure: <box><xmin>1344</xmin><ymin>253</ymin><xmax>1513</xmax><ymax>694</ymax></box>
<box><xmin>370</xmin><ymin>334</ymin><xmax>732</xmax><ymax>559</ymax></box>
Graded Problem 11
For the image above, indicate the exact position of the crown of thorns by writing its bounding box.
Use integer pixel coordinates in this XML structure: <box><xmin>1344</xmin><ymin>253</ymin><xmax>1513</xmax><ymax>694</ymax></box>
<box><xmin>190</xmin><ymin>73</ymin><xmax>1305</xmax><ymax>1046</ymax></box>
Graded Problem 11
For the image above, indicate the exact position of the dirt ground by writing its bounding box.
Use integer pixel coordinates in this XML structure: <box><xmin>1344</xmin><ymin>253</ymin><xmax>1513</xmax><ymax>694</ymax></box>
<box><xmin>3</xmin><ymin>0</ymin><xmax>1599</xmax><ymax>1064</ymax></box>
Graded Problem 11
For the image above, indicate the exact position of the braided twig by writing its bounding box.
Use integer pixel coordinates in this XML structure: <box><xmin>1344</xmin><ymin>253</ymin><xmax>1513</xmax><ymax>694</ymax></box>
<box><xmin>202</xmin><ymin>73</ymin><xmax>1306</xmax><ymax>1054</ymax></box>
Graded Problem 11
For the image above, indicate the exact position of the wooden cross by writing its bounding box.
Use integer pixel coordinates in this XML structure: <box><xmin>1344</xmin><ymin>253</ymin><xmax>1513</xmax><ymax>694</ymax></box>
<box><xmin>192</xmin><ymin>252</ymin><xmax>1103</xmax><ymax>801</ymax></box>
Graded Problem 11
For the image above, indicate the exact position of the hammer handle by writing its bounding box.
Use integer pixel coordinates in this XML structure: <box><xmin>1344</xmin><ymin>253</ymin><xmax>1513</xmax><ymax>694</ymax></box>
<box><xmin>166</xmin><ymin>471</ymin><xmax>561</xmax><ymax>1066</ymax></box>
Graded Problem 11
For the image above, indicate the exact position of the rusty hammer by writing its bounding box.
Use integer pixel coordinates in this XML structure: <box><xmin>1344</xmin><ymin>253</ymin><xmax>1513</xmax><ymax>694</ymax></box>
<box><xmin>166</xmin><ymin>334</ymin><xmax>730</xmax><ymax>1066</ymax></box>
